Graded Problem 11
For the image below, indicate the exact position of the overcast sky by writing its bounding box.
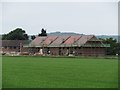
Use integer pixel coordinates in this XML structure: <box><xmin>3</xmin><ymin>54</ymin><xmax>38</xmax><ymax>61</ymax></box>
<box><xmin>1</xmin><ymin>0</ymin><xmax>119</xmax><ymax>35</ymax></box>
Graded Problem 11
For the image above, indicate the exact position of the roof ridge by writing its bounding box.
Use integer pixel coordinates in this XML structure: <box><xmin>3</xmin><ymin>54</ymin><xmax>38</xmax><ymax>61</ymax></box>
<box><xmin>83</xmin><ymin>35</ymin><xmax>95</xmax><ymax>45</ymax></box>
<box><xmin>62</xmin><ymin>36</ymin><xmax>71</xmax><ymax>45</ymax></box>
<box><xmin>40</xmin><ymin>36</ymin><xmax>49</xmax><ymax>45</ymax></box>
<box><xmin>49</xmin><ymin>36</ymin><xmax>58</xmax><ymax>45</ymax></box>
<box><xmin>73</xmin><ymin>36</ymin><xmax>82</xmax><ymax>44</ymax></box>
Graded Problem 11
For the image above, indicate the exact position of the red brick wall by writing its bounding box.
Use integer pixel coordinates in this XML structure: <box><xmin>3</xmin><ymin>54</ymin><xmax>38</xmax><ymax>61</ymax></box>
<box><xmin>49</xmin><ymin>47</ymin><xmax>59</xmax><ymax>55</ymax></box>
<box><xmin>47</xmin><ymin>47</ymin><xmax>106</xmax><ymax>56</ymax></box>
<box><xmin>1</xmin><ymin>46</ymin><xmax>106</xmax><ymax>56</ymax></box>
<box><xmin>78</xmin><ymin>47</ymin><xmax>105</xmax><ymax>56</ymax></box>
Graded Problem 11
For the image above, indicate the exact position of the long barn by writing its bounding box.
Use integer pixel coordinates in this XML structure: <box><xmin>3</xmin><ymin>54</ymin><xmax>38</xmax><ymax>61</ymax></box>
<box><xmin>27</xmin><ymin>35</ymin><xmax>110</xmax><ymax>56</ymax></box>
<box><xmin>0</xmin><ymin>35</ymin><xmax>110</xmax><ymax>56</ymax></box>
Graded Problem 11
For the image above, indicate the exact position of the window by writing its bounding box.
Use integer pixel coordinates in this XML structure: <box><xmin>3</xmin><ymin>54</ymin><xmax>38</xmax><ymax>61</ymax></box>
<box><xmin>13</xmin><ymin>46</ymin><xmax>16</xmax><ymax>49</ymax></box>
<box><xmin>74</xmin><ymin>47</ymin><xmax>77</xmax><ymax>50</ymax></box>
<box><xmin>79</xmin><ymin>47</ymin><xmax>81</xmax><ymax>49</ymax></box>
<box><xmin>9</xmin><ymin>46</ymin><xmax>12</xmax><ymax>49</ymax></box>
<box><xmin>4</xmin><ymin>46</ymin><xmax>7</xmax><ymax>49</ymax></box>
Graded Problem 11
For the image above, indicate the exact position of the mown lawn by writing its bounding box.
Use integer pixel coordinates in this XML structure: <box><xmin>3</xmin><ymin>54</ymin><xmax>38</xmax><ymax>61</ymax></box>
<box><xmin>0</xmin><ymin>56</ymin><xmax>2</xmax><ymax>89</ymax></box>
<box><xmin>2</xmin><ymin>56</ymin><xmax>118</xmax><ymax>88</ymax></box>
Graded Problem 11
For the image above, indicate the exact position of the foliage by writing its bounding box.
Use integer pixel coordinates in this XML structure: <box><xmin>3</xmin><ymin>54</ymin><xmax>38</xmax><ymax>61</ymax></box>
<box><xmin>31</xmin><ymin>35</ymin><xmax>36</xmax><ymax>40</ymax></box>
<box><xmin>2</xmin><ymin>28</ymin><xmax>29</xmax><ymax>40</ymax></box>
<box><xmin>99</xmin><ymin>38</ymin><xmax>118</xmax><ymax>55</ymax></box>
<box><xmin>116</xmin><ymin>42</ymin><xmax>120</xmax><ymax>55</ymax></box>
<box><xmin>38</xmin><ymin>28</ymin><xmax>47</xmax><ymax>36</ymax></box>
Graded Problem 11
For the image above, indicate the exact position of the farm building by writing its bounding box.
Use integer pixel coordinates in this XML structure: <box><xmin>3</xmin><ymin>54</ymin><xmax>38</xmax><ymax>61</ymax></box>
<box><xmin>0</xmin><ymin>35</ymin><xmax>110</xmax><ymax>56</ymax></box>
<box><xmin>0</xmin><ymin>40</ymin><xmax>30</xmax><ymax>55</ymax></box>
<box><xmin>26</xmin><ymin>35</ymin><xmax>110</xmax><ymax>56</ymax></box>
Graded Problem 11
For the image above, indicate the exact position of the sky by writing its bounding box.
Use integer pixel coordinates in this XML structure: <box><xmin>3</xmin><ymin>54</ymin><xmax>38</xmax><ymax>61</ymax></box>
<box><xmin>0</xmin><ymin>0</ymin><xmax>119</xmax><ymax>35</ymax></box>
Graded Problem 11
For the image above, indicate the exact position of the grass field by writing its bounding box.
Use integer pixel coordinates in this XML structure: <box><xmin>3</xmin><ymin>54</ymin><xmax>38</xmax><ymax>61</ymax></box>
<box><xmin>2</xmin><ymin>56</ymin><xmax>118</xmax><ymax>88</ymax></box>
<box><xmin>0</xmin><ymin>56</ymin><xmax>2</xmax><ymax>89</ymax></box>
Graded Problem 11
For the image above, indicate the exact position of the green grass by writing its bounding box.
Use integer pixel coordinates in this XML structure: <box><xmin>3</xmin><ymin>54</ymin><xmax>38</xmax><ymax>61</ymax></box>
<box><xmin>2</xmin><ymin>56</ymin><xmax>118</xmax><ymax>88</ymax></box>
<box><xmin>0</xmin><ymin>56</ymin><xmax>2</xmax><ymax>89</ymax></box>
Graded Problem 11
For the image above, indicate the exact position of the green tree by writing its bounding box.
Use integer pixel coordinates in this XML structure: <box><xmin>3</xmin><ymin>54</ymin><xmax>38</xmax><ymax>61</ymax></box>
<box><xmin>38</xmin><ymin>28</ymin><xmax>47</xmax><ymax>36</ymax></box>
<box><xmin>31</xmin><ymin>35</ymin><xmax>36</xmax><ymax>40</ymax></box>
<box><xmin>116</xmin><ymin>42</ymin><xmax>120</xmax><ymax>55</ymax></box>
<box><xmin>100</xmin><ymin>38</ymin><xmax>117</xmax><ymax>55</ymax></box>
<box><xmin>2</xmin><ymin>28</ymin><xmax>29</xmax><ymax>40</ymax></box>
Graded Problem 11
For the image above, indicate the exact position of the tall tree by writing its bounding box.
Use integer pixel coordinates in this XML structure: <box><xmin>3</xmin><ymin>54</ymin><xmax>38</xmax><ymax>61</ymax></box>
<box><xmin>2</xmin><ymin>28</ymin><xmax>29</xmax><ymax>40</ymax></box>
<box><xmin>38</xmin><ymin>28</ymin><xmax>47</xmax><ymax>36</ymax></box>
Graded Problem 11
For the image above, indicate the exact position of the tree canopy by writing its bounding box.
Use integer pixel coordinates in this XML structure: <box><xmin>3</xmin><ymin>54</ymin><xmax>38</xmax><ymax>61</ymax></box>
<box><xmin>31</xmin><ymin>35</ymin><xmax>36</xmax><ymax>40</ymax></box>
<box><xmin>38</xmin><ymin>28</ymin><xmax>47</xmax><ymax>36</ymax></box>
<box><xmin>99</xmin><ymin>38</ymin><xmax>118</xmax><ymax>55</ymax></box>
<box><xmin>2</xmin><ymin>28</ymin><xmax>29</xmax><ymax>40</ymax></box>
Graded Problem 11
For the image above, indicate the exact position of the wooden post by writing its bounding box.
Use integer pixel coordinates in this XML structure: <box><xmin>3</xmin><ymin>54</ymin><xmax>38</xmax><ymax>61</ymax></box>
<box><xmin>20</xmin><ymin>43</ymin><xmax>22</xmax><ymax>53</ymax></box>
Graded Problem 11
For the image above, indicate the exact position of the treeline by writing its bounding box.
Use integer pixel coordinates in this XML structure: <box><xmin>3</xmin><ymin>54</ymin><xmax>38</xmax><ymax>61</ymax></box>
<box><xmin>99</xmin><ymin>38</ymin><xmax>120</xmax><ymax>55</ymax></box>
<box><xmin>2</xmin><ymin>28</ymin><xmax>47</xmax><ymax>40</ymax></box>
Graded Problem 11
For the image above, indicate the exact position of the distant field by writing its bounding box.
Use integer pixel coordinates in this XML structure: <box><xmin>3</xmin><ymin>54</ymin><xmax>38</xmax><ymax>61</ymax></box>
<box><xmin>2</xmin><ymin>56</ymin><xmax>118</xmax><ymax>88</ymax></box>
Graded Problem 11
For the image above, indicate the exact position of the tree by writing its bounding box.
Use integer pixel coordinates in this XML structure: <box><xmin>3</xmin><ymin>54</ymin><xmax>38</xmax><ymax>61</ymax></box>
<box><xmin>99</xmin><ymin>38</ymin><xmax>117</xmax><ymax>55</ymax></box>
<box><xmin>116</xmin><ymin>42</ymin><xmax>120</xmax><ymax>55</ymax></box>
<box><xmin>31</xmin><ymin>35</ymin><xmax>36</xmax><ymax>40</ymax></box>
<box><xmin>2</xmin><ymin>28</ymin><xmax>29</xmax><ymax>40</ymax></box>
<box><xmin>38</xmin><ymin>28</ymin><xmax>47</xmax><ymax>36</ymax></box>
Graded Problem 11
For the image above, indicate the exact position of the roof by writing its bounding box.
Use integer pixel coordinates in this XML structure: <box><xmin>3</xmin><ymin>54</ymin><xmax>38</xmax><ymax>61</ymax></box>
<box><xmin>0</xmin><ymin>35</ymin><xmax>108</xmax><ymax>48</ymax></box>
<box><xmin>64</xmin><ymin>36</ymin><xmax>81</xmax><ymax>45</ymax></box>
<box><xmin>48</xmin><ymin>36</ymin><xmax>70</xmax><ymax>47</ymax></box>
<box><xmin>0</xmin><ymin>40</ymin><xmax>31</xmax><ymax>47</ymax></box>
<box><xmin>29</xmin><ymin>36</ymin><xmax>46</xmax><ymax>47</ymax></box>
<box><xmin>27</xmin><ymin>35</ymin><xmax>107</xmax><ymax>47</ymax></box>
<box><xmin>76</xmin><ymin>35</ymin><xmax>94</xmax><ymax>46</ymax></box>
<box><xmin>42</xmin><ymin>36</ymin><xmax>58</xmax><ymax>45</ymax></box>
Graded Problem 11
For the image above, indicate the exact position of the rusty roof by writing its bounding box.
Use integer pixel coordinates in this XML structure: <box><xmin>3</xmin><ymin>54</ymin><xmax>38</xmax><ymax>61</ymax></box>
<box><xmin>41</xmin><ymin>36</ymin><xmax>58</xmax><ymax>46</ymax></box>
<box><xmin>76</xmin><ymin>35</ymin><xmax>94</xmax><ymax>46</ymax></box>
<box><xmin>29</xmin><ymin>36</ymin><xmax>46</xmax><ymax>47</ymax></box>
<box><xmin>28</xmin><ymin>35</ymin><xmax>103</xmax><ymax>47</ymax></box>
<box><xmin>49</xmin><ymin>36</ymin><xmax>70</xmax><ymax>46</ymax></box>
<box><xmin>63</xmin><ymin>36</ymin><xmax>81</xmax><ymax>45</ymax></box>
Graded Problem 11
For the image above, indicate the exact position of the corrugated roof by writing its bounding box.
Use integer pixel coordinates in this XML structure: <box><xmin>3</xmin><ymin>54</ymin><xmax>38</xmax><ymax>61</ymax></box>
<box><xmin>28</xmin><ymin>35</ymin><xmax>105</xmax><ymax>47</ymax></box>
<box><xmin>29</xmin><ymin>36</ymin><xmax>46</xmax><ymax>47</ymax></box>
<box><xmin>64</xmin><ymin>36</ymin><xmax>81</xmax><ymax>45</ymax></box>
<box><xmin>49</xmin><ymin>36</ymin><xmax>70</xmax><ymax>46</ymax></box>
<box><xmin>76</xmin><ymin>35</ymin><xmax>94</xmax><ymax>46</ymax></box>
<box><xmin>42</xmin><ymin>36</ymin><xmax>58</xmax><ymax>45</ymax></box>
